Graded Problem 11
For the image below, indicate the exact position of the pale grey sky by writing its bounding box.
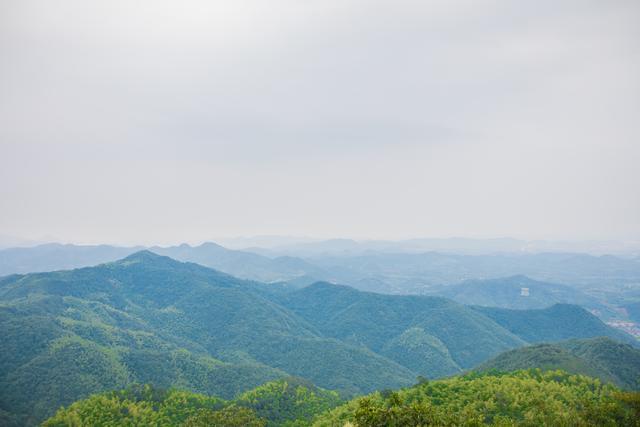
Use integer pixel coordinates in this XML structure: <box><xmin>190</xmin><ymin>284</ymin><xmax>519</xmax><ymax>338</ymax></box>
<box><xmin>1</xmin><ymin>0</ymin><xmax>639</xmax><ymax>245</ymax></box>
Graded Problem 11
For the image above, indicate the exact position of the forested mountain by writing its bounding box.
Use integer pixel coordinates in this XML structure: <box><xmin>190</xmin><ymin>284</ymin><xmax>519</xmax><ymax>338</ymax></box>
<box><xmin>476</xmin><ymin>337</ymin><xmax>640</xmax><ymax>390</ymax></box>
<box><xmin>472</xmin><ymin>304</ymin><xmax>639</xmax><ymax>346</ymax></box>
<box><xmin>0</xmin><ymin>252</ymin><xmax>411</xmax><ymax>425</ymax></box>
<box><xmin>274</xmin><ymin>282</ymin><xmax>526</xmax><ymax>376</ymax></box>
<box><xmin>1</xmin><ymin>252</ymin><xmax>637</xmax><ymax>425</ymax></box>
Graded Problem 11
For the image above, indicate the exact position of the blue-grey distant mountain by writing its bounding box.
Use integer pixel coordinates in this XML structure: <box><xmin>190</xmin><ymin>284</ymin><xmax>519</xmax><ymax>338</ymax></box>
<box><xmin>431</xmin><ymin>275</ymin><xmax>614</xmax><ymax>315</ymax></box>
<box><xmin>0</xmin><ymin>242</ymin><xmax>326</xmax><ymax>283</ymax></box>
<box><xmin>307</xmin><ymin>251</ymin><xmax>640</xmax><ymax>291</ymax></box>
<box><xmin>245</xmin><ymin>237</ymin><xmax>640</xmax><ymax>257</ymax></box>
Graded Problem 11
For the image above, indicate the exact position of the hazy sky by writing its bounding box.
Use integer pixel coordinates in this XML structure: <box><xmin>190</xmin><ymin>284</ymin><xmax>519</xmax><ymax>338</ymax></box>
<box><xmin>1</xmin><ymin>0</ymin><xmax>639</xmax><ymax>245</ymax></box>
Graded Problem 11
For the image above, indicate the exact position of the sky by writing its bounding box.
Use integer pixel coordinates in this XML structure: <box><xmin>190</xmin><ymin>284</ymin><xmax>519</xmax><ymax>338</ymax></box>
<box><xmin>1</xmin><ymin>0</ymin><xmax>639</xmax><ymax>246</ymax></box>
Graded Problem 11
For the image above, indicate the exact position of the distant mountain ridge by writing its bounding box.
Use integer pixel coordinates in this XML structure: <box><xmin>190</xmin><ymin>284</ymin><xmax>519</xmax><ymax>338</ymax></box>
<box><xmin>0</xmin><ymin>242</ymin><xmax>325</xmax><ymax>283</ymax></box>
<box><xmin>431</xmin><ymin>275</ymin><xmax>615</xmax><ymax>316</ymax></box>
<box><xmin>3</xmin><ymin>243</ymin><xmax>640</xmax><ymax>300</ymax></box>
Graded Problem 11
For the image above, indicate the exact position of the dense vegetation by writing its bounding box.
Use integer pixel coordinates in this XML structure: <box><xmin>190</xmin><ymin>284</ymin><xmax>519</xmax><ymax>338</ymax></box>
<box><xmin>43</xmin><ymin>378</ymin><xmax>341</xmax><ymax>427</ymax></box>
<box><xmin>43</xmin><ymin>371</ymin><xmax>640</xmax><ymax>426</ymax></box>
<box><xmin>314</xmin><ymin>370</ymin><xmax>640</xmax><ymax>426</ymax></box>
<box><xmin>1</xmin><ymin>252</ymin><xmax>636</xmax><ymax>425</ymax></box>
<box><xmin>275</xmin><ymin>282</ymin><xmax>525</xmax><ymax>376</ymax></box>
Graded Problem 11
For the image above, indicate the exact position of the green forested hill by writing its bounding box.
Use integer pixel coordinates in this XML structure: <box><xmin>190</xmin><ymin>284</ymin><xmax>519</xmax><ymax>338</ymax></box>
<box><xmin>558</xmin><ymin>337</ymin><xmax>640</xmax><ymax>389</ymax></box>
<box><xmin>475</xmin><ymin>337</ymin><xmax>640</xmax><ymax>389</ymax></box>
<box><xmin>276</xmin><ymin>282</ymin><xmax>526</xmax><ymax>377</ymax></box>
<box><xmin>313</xmin><ymin>370</ymin><xmax>640</xmax><ymax>426</ymax></box>
<box><xmin>0</xmin><ymin>252</ymin><xmax>412</xmax><ymax>425</ymax></box>
<box><xmin>276</xmin><ymin>281</ymin><xmax>637</xmax><ymax>377</ymax></box>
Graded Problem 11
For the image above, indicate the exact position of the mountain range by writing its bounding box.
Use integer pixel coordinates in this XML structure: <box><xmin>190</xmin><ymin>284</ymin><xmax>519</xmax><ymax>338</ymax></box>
<box><xmin>3</xmin><ymin>242</ymin><xmax>640</xmax><ymax>295</ymax></box>
<box><xmin>1</xmin><ymin>251</ymin><xmax>636</xmax><ymax>425</ymax></box>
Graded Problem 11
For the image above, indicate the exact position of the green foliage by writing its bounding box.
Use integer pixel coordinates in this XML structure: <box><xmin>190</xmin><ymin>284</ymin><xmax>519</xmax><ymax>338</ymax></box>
<box><xmin>314</xmin><ymin>370</ymin><xmax>640</xmax><ymax>426</ymax></box>
<box><xmin>42</xmin><ymin>379</ymin><xmax>342</xmax><ymax>427</ymax></box>
<box><xmin>235</xmin><ymin>377</ymin><xmax>342</xmax><ymax>426</ymax></box>
<box><xmin>183</xmin><ymin>406</ymin><xmax>266</xmax><ymax>427</ymax></box>
<box><xmin>43</xmin><ymin>385</ymin><xmax>225</xmax><ymax>426</ymax></box>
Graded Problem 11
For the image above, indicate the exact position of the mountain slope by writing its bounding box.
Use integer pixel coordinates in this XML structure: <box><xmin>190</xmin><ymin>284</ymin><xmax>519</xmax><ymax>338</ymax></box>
<box><xmin>0</xmin><ymin>252</ymin><xmax>413</xmax><ymax>425</ymax></box>
<box><xmin>476</xmin><ymin>337</ymin><xmax>640</xmax><ymax>390</ymax></box>
<box><xmin>557</xmin><ymin>337</ymin><xmax>640</xmax><ymax>390</ymax></box>
<box><xmin>276</xmin><ymin>282</ymin><xmax>526</xmax><ymax>376</ymax></box>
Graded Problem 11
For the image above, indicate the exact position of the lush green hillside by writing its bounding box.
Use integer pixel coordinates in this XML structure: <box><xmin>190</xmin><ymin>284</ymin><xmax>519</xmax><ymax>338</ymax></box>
<box><xmin>42</xmin><ymin>378</ymin><xmax>341</xmax><ymax>427</ymax></box>
<box><xmin>277</xmin><ymin>282</ymin><xmax>526</xmax><ymax>376</ymax></box>
<box><xmin>0</xmin><ymin>252</ymin><xmax>413</xmax><ymax>425</ymax></box>
<box><xmin>476</xmin><ymin>341</ymin><xmax>617</xmax><ymax>386</ymax></box>
<box><xmin>42</xmin><ymin>371</ymin><xmax>640</xmax><ymax>426</ymax></box>
<box><xmin>558</xmin><ymin>337</ymin><xmax>640</xmax><ymax>390</ymax></box>
<box><xmin>313</xmin><ymin>370</ymin><xmax>640</xmax><ymax>426</ymax></box>
<box><xmin>472</xmin><ymin>303</ymin><xmax>639</xmax><ymax>346</ymax></box>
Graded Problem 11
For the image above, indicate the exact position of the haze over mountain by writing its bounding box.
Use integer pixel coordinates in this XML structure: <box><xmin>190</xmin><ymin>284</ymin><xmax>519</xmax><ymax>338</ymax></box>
<box><xmin>240</xmin><ymin>237</ymin><xmax>640</xmax><ymax>257</ymax></box>
<box><xmin>2</xmin><ymin>0</ymin><xmax>639</xmax><ymax>425</ymax></box>
<box><xmin>0</xmin><ymin>242</ymin><xmax>326</xmax><ymax>283</ymax></box>
<box><xmin>3</xmin><ymin>242</ymin><xmax>640</xmax><ymax>290</ymax></box>
<box><xmin>430</xmin><ymin>275</ymin><xmax>615</xmax><ymax>316</ymax></box>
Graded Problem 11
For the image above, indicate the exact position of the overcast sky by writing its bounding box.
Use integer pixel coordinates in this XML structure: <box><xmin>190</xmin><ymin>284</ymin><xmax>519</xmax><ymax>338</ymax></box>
<box><xmin>1</xmin><ymin>0</ymin><xmax>639</xmax><ymax>245</ymax></box>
